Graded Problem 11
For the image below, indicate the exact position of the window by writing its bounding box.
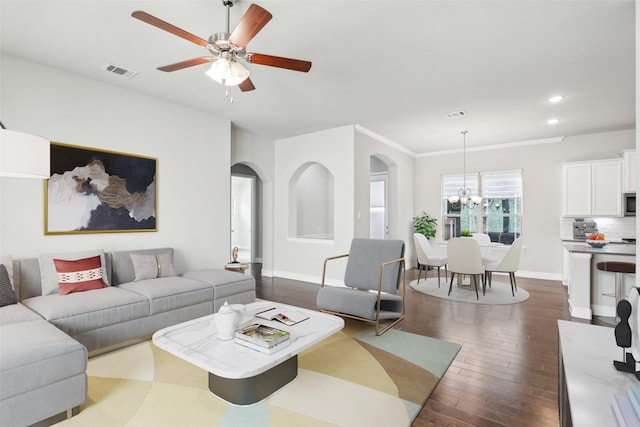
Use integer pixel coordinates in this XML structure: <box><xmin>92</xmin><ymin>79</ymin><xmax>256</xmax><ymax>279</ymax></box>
<box><xmin>442</xmin><ymin>173</ymin><xmax>480</xmax><ymax>238</ymax></box>
<box><xmin>442</xmin><ymin>170</ymin><xmax>522</xmax><ymax>244</ymax></box>
<box><xmin>481</xmin><ymin>171</ymin><xmax>522</xmax><ymax>244</ymax></box>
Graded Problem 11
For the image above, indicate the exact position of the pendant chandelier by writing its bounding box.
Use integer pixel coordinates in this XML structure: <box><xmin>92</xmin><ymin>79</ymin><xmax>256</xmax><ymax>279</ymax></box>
<box><xmin>448</xmin><ymin>130</ymin><xmax>482</xmax><ymax>207</ymax></box>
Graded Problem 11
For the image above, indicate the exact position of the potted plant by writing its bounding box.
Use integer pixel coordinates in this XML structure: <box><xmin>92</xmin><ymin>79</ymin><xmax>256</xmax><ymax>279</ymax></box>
<box><xmin>460</xmin><ymin>229</ymin><xmax>473</xmax><ymax>237</ymax></box>
<box><xmin>412</xmin><ymin>211</ymin><xmax>438</xmax><ymax>239</ymax></box>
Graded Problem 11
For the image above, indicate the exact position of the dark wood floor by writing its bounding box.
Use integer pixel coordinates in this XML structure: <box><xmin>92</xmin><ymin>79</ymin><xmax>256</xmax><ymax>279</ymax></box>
<box><xmin>253</xmin><ymin>265</ymin><xmax>590</xmax><ymax>427</ymax></box>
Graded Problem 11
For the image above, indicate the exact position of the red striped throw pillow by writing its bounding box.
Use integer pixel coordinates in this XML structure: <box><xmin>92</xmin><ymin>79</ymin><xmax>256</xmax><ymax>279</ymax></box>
<box><xmin>53</xmin><ymin>255</ymin><xmax>108</xmax><ymax>295</ymax></box>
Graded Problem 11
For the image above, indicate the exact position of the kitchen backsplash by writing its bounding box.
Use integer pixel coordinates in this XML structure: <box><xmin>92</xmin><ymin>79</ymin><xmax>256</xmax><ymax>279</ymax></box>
<box><xmin>561</xmin><ymin>216</ymin><xmax>637</xmax><ymax>241</ymax></box>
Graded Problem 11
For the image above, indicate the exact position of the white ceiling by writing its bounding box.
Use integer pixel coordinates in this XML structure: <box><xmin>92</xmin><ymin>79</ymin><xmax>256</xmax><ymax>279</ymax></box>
<box><xmin>0</xmin><ymin>0</ymin><xmax>635</xmax><ymax>154</ymax></box>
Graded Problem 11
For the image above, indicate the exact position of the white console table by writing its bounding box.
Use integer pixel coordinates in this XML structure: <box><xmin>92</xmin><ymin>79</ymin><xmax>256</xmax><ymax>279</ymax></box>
<box><xmin>558</xmin><ymin>320</ymin><xmax>639</xmax><ymax>426</ymax></box>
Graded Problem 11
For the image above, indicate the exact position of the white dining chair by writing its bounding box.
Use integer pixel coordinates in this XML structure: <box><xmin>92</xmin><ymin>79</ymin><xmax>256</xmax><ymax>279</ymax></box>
<box><xmin>471</xmin><ymin>233</ymin><xmax>492</xmax><ymax>260</ymax></box>
<box><xmin>413</xmin><ymin>233</ymin><xmax>448</xmax><ymax>287</ymax></box>
<box><xmin>447</xmin><ymin>237</ymin><xmax>485</xmax><ymax>300</ymax></box>
<box><xmin>483</xmin><ymin>237</ymin><xmax>525</xmax><ymax>296</ymax></box>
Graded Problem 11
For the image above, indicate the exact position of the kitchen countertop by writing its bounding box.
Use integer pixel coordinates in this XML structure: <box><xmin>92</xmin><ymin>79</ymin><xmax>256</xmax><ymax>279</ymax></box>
<box><xmin>558</xmin><ymin>320</ymin><xmax>638</xmax><ymax>427</ymax></box>
<box><xmin>563</xmin><ymin>243</ymin><xmax>636</xmax><ymax>256</ymax></box>
<box><xmin>561</xmin><ymin>238</ymin><xmax>636</xmax><ymax>245</ymax></box>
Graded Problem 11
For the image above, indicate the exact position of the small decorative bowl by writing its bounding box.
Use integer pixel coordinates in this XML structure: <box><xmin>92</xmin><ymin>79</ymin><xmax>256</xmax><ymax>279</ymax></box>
<box><xmin>586</xmin><ymin>240</ymin><xmax>608</xmax><ymax>248</ymax></box>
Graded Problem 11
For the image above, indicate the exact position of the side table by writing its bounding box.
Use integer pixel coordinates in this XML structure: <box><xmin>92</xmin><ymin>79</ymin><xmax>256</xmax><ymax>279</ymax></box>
<box><xmin>224</xmin><ymin>263</ymin><xmax>249</xmax><ymax>273</ymax></box>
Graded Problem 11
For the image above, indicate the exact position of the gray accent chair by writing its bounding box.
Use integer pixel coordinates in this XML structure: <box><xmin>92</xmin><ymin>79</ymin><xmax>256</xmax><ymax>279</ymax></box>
<box><xmin>316</xmin><ymin>238</ymin><xmax>405</xmax><ymax>335</ymax></box>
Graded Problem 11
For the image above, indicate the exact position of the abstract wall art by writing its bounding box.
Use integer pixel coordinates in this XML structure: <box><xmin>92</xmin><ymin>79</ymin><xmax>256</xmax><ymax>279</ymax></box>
<box><xmin>45</xmin><ymin>142</ymin><xmax>157</xmax><ymax>234</ymax></box>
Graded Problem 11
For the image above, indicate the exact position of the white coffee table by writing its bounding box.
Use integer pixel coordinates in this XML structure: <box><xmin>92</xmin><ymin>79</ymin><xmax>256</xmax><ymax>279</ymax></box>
<box><xmin>152</xmin><ymin>301</ymin><xmax>344</xmax><ymax>405</ymax></box>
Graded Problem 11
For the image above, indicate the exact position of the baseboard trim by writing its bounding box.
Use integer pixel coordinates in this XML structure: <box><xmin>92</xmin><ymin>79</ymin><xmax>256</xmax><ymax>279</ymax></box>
<box><xmin>592</xmin><ymin>304</ymin><xmax>616</xmax><ymax>318</ymax></box>
<box><xmin>569</xmin><ymin>301</ymin><xmax>592</xmax><ymax>320</ymax></box>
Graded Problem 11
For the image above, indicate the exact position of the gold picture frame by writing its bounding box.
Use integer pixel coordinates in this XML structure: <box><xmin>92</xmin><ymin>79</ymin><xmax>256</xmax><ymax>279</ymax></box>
<box><xmin>45</xmin><ymin>142</ymin><xmax>157</xmax><ymax>235</ymax></box>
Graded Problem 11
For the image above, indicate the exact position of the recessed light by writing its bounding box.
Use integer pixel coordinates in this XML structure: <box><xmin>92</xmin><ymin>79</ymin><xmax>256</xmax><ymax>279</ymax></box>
<box><xmin>547</xmin><ymin>118</ymin><xmax>560</xmax><ymax>125</ymax></box>
<box><xmin>548</xmin><ymin>95</ymin><xmax>564</xmax><ymax>103</ymax></box>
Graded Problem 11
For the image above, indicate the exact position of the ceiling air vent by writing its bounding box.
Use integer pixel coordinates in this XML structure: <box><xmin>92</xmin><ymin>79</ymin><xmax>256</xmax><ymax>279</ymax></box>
<box><xmin>445</xmin><ymin>111</ymin><xmax>466</xmax><ymax>119</ymax></box>
<box><xmin>103</xmin><ymin>64</ymin><xmax>138</xmax><ymax>79</ymax></box>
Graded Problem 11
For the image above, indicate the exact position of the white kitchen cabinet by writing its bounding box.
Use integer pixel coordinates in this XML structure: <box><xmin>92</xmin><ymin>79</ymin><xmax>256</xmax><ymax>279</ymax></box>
<box><xmin>562</xmin><ymin>159</ymin><xmax>623</xmax><ymax>217</ymax></box>
<box><xmin>562</xmin><ymin>163</ymin><xmax>591</xmax><ymax>216</ymax></box>
<box><xmin>623</xmin><ymin>149</ymin><xmax>636</xmax><ymax>193</ymax></box>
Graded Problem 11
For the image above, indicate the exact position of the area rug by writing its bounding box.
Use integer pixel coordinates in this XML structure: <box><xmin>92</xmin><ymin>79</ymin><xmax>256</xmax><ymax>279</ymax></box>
<box><xmin>410</xmin><ymin>277</ymin><xmax>529</xmax><ymax>305</ymax></box>
<box><xmin>54</xmin><ymin>320</ymin><xmax>460</xmax><ymax>427</ymax></box>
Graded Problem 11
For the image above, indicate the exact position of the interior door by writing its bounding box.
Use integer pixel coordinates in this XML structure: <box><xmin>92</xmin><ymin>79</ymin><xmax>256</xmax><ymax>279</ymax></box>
<box><xmin>231</xmin><ymin>175</ymin><xmax>254</xmax><ymax>263</ymax></box>
<box><xmin>370</xmin><ymin>174</ymin><xmax>388</xmax><ymax>239</ymax></box>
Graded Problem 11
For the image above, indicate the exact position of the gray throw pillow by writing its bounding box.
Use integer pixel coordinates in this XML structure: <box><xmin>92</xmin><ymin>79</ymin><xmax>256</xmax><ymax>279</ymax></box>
<box><xmin>0</xmin><ymin>264</ymin><xmax>18</xmax><ymax>307</ymax></box>
<box><xmin>130</xmin><ymin>252</ymin><xmax>177</xmax><ymax>282</ymax></box>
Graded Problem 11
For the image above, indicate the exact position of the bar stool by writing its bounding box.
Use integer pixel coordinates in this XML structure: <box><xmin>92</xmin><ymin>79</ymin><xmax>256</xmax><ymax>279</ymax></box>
<box><xmin>597</xmin><ymin>261</ymin><xmax>636</xmax><ymax>318</ymax></box>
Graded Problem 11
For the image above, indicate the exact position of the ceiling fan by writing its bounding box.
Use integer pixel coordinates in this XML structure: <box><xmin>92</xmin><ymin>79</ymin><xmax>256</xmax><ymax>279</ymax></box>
<box><xmin>132</xmin><ymin>0</ymin><xmax>312</xmax><ymax>93</ymax></box>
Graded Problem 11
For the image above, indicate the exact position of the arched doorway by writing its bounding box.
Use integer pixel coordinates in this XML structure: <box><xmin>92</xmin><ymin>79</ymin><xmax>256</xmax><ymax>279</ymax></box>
<box><xmin>231</xmin><ymin>164</ymin><xmax>263</xmax><ymax>263</ymax></box>
<box><xmin>370</xmin><ymin>156</ymin><xmax>389</xmax><ymax>239</ymax></box>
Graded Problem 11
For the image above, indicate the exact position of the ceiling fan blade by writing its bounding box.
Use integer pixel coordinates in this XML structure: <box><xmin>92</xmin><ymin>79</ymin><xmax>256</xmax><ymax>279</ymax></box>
<box><xmin>157</xmin><ymin>57</ymin><xmax>211</xmax><ymax>72</ymax></box>
<box><xmin>228</xmin><ymin>4</ymin><xmax>273</xmax><ymax>47</ymax></box>
<box><xmin>132</xmin><ymin>10</ymin><xmax>209</xmax><ymax>47</ymax></box>
<box><xmin>238</xmin><ymin>78</ymin><xmax>256</xmax><ymax>92</ymax></box>
<box><xmin>246</xmin><ymin>54</ymin><xmax>312</xmax><ymax>72</ymax></box>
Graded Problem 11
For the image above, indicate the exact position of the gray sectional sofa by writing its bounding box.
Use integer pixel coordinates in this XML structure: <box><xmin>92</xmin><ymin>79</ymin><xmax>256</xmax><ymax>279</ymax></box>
<box><xmin>0</xmin><ymin>247</ymin><xmax>255</xmax><ymax>427</ymax></box>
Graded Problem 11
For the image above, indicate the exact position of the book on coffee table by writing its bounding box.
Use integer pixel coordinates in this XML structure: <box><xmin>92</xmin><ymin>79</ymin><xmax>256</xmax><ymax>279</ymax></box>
<box><xmin>235</xmin><ymin>336</ymin><xmax>291</xmax><ymax>355</ymax></box>
<box><xmin>235</xmin><ymin>324</ymin><xmax>290</xmax><ymax>348</ymax></box>
<box><xmin>255</xmin><ymin>307</ymin><xmax>310</xmax><ymax>326</ymax></box>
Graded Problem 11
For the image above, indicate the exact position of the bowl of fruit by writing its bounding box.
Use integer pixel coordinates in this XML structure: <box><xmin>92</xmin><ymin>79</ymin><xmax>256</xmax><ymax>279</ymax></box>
<box><xmin>586</xmin><ymin>234</ymin><xmax>608</xmax><ymax>248</ymax></box>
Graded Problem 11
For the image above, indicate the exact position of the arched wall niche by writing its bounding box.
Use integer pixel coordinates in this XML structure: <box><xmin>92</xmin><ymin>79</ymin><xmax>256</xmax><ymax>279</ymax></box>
<box><xmin>288</xmin><ymin>162</ymin><xmax>335</xmax><ymax>240</ymax></box>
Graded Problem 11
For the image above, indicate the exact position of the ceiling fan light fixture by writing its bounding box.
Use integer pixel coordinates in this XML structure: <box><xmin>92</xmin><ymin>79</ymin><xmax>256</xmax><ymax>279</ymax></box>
<box><xmin>205</xmin><ymin>57</ymin><xmax>250</xmax><ymax>86</ymax></box>
<box><xmin>227</xmin><ymin>60</ymin><xmax>250</xmax><ymax>85</ymax></box>
<box><xmin>205</xmin><ymin>57</ymin><xmax>231</xmax><ymax>84</ymax></box>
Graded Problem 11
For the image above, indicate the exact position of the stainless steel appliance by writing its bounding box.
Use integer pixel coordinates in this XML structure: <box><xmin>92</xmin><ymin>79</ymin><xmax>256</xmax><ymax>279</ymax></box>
<box><xmin>624</xmin><ymin>193</ymin><xmax>636</xmax><ymax>216</ymax></box>
<box><xmin>573</xmin><ymin>219</ymin><xmax>598</xmax><ymax>240</ymax></box>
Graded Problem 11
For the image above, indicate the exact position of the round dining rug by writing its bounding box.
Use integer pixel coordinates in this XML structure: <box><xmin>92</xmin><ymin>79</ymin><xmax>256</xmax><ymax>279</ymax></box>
<box><xmin>410</xmin><ymin>277</ymin><xmax>529</xmax><ymax>305</ymax></box>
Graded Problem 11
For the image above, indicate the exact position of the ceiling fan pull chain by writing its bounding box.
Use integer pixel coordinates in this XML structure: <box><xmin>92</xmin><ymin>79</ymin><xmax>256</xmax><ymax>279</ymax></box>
<box><xmin>224</xmin><ymin>86</ymin><xmax>235</xmax><ymax>104</ymax></box>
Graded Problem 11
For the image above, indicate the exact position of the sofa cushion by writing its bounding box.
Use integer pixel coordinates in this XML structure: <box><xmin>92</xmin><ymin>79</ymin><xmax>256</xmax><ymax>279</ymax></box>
<box><xmin>39</xmin><ymin>249</ymin><xmax>110</xmax><ymax>295</ymax></box>
<box><xmin>118</xmin><ymin>276</ymin><xmax>213</xmax><ymax>315</ymax></box>
<box><xmin>130</xmin><ymin>251</ymin><xmax>177</xmax><ymax>282</ymax></box>
<box><xmin>21</xmin><ymin>287</ymin><xmax>149</xmax><ymax>336</ymax></box>
<box><xmin>53</xmin><ymin>256</ymin><xmax>108</xmax><ymax>295</ymax></box>
<box><xmin>182</xmin><ymin>269</ymin><xmax>256</xmax><ymax>299</ymax></box>
<box><xmin>0</xmin><ymin>302</ymin><xmax>43</xmax><ymax>326</ymax></box>
<box><xmin>317</xmin><ymin>285</ymin><xmax>403</xmax><ymax>321</ymax></box>
<box><xmin>0</xmin><ymin>264</ymin><xmax>18</xmax><ymax>307</ymax></box>
<box><xmin>0</xmin><ymin>319</ymin><xmax>87</xmax><ymax>401</ymax></box>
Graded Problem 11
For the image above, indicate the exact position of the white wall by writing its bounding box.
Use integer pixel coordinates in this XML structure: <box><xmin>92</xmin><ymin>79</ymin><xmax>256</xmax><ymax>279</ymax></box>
<box><xmin>0</xmin><ymin>55</ymin><xmax>232</xmax><ymax>272</ymax></box>
<box><xmin>231</xmin><ymin>128</ymin><xmax>275</xmax><ymax>272</ymax></box>
<box><xmin>354</xmin><ymin>129</ymin><xmax>416</xmax><ymax>261</ymax></box>
<box><xmin>273</xmin><ymin>126</ymin><xmax>355</xmax><ymax>283</ymax></box>
<box><xmin>414</xmin><ymin>129</ymin><xmax>635</xmax><ymax>279</ymax></box>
